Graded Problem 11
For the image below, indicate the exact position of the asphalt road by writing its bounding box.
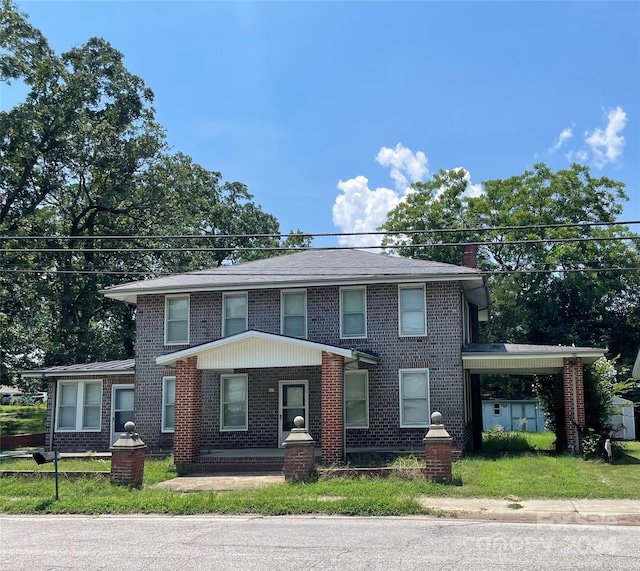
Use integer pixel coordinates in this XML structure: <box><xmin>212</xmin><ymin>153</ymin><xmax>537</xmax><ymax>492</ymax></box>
<box><xmin>0</xmin><ymin>515</ymin><xmax>637</xmax><ymax>570</ymax></box>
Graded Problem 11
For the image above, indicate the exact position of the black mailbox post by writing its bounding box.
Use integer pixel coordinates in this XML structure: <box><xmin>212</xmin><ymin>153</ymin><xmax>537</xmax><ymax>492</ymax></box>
<box><xmin>33</xmin><ymin>451</ymin><xmax>59</xmax><ymax>500</ymax></box>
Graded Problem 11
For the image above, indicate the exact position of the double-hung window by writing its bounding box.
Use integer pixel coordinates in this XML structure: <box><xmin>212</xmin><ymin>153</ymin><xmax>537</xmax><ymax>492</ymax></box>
<box><xmin>281</xmin><ymin>290</ymin><xmax>307</xmax><ymax>338</ymax></box>
<box><xmin>56</xmin><ymin>380</ymin><xmax>102</xmax><ymax>432</ymax></box>
<box><xmin>223</xmin><ymin>293</ymin><xmax>248</xmax><ymax>337</ymax></box>
<box><xmin>399</xmin><ymin>369</ymin><xmax>430</xmax><ymax>428</ymax></box>
<box><xmin>220</xmin><ymin>374</ymin><xmax>248</xmax><ymax>431</ymax></box>
<box><xmin>340</xmin><ymin>287</ymin><xmax>366</xmax><ymax>338</ymax></box>
<box><xmin>344</xmin><ymin>370</ymin><xmax>368</xmax><ymax>428</ymax></box>
<box><xmin>165</xmin><ymin>295</ymin><xmax>190</xmax><ymax>345</ymax></box>
<box><xmin>399</xmin><ymin>285</ymin><xmax>426</xmax><ymax>336</ymax></box>
<box><xmin>162</xmin><ymin>376</ymin><xmax>176</xmax><ymax>432</ymax></box>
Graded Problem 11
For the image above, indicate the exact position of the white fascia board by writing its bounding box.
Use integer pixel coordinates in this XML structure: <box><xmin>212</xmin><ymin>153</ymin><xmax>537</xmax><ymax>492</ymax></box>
<box><xmin>156</xmin><ymin>330</ymin><xmax>356</xmax><ymax>367</ymax></box>
<box><xmin>462</xmin><ymin>348</ymin><xmax>606</xmax><ymax>363</ymax></box>
<box><xmin>104</xmin><ymin>274</ymin><xmax>485</xmax><ymax>304</ymax></box>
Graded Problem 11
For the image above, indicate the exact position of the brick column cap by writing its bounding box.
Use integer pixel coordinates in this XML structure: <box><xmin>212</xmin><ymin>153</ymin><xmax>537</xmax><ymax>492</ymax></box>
<box><xmin>423</xmin><ymin>411</ymin><xmax>453</xmax><ymax>443</ymax></box>
<box><xmin>283</xmin><ymin>416</ymin><xmax>316</xmax><ymax>447</ymax></box>
<box><xmin>110</xmin><ymin>421</ymin><xmax>147</xmax><ymax>451</ymax></box>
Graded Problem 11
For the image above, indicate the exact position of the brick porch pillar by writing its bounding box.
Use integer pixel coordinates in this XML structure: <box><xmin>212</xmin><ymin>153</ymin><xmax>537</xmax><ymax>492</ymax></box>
<box><xmin>110</xmin><ymin>421</ymin><xmax>146</xmax><ymax>487</ymax></box>
<box><xmin>423</xmin><ymin>412</ymin><xmax>453</xmax><ymax>482</ymax></box>
<box><xmin>321</xmin><ymin>351</ymin><xmax>344</xmax><ymax>464</ymax></box>
<box><xmin>174</xmin><ymin>357</ymin><xmax>202</xmax><ymax>465</ymax></box>
<box><xmin>563</xmin><ymin>356</ymin><xmax>585</xmax><ymax>454</ymax></box>
<box><xmin>282</xmin><ymin>416</ymin><xmax>316</xmax><ymax>481</ymax></box>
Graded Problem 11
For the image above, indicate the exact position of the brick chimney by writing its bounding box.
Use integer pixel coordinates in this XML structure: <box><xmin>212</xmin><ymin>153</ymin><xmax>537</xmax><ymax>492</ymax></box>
<box><xmin>462</xmin><ymin>243</ymin><xmax>477</xmax><ymax>268</ymax></box>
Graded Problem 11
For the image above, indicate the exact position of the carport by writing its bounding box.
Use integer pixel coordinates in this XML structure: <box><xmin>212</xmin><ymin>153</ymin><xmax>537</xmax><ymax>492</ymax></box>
<box><xmin>462</xmin><ymin>343</ymin><xmax>606</xmax><ymax>453</ymax></box>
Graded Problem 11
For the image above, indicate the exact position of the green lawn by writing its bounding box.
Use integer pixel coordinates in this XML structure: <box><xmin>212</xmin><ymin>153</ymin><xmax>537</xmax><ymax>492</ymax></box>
<box><xmin>0</xmin><ymin>405</ymin><xmax>46</xmax><ymax>436</ymax></box>
<box><xmin>1</xmin><ymin>435</ymin><xmax>638</xmax><ymax>516</ymax></box>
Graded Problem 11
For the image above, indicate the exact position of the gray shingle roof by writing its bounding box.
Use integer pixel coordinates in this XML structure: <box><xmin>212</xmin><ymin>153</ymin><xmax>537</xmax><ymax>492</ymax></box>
<box><xmin>21</xmin><ymin>359</ymin><xmax>135</xmax><ymax>377</ymax></box>
<box><xmin>103</xmin><ymin>249</ymin><xmax>485</xmax><ymax>304</ymax></box>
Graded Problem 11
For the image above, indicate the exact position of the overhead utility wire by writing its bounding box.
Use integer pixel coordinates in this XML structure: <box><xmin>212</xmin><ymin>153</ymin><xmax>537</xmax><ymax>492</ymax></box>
<box><xmin>3</xmin><ymin>235</ymin><xmax>640</xmax><ymax>254</ymax></box>
<box><xmin>1</xmin><ymin>266</ymin><xmax>639</xmax><ymax>277</ymax></box>
<box><xmin>2</xmin><ymin>219</ymin><xmax>639</xmax><ymax>242</ymax></box>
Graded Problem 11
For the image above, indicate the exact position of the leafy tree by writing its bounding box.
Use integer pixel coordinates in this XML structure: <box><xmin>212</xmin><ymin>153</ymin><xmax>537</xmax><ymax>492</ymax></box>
<box><xmin>0</xmin><ymin>1</ymin><xmax>307</xmax><ymax>385</ymax></box>
<box><xmin>382</xmin><ymin>163</ymin><xmax>640</xmax><ymax>365</ymax></box>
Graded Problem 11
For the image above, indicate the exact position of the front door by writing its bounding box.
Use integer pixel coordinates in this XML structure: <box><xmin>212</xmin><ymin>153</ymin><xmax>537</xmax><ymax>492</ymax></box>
<box><xmin>278</xmin><ymin>380</ymin><xmax>308</xmax><ymax>447</ymax></box>
<box><xmin>111</xmin><ymin>385</ymin><xmax>135</xmax><ymax>445</ymax></box>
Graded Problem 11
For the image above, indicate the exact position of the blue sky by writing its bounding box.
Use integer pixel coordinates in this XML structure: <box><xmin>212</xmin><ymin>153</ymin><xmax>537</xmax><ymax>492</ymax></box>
<box><xmin>4</xmin><ymin>1</ymin><xmax>639</xmax><ymax>247</ymax></box>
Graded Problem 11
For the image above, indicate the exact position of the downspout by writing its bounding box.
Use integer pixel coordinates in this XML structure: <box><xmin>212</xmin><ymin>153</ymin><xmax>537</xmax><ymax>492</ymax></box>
<box><xmin>572</xmin><ymin>353</ymin><xmax>579</xmax><ymax>455</ymax></box>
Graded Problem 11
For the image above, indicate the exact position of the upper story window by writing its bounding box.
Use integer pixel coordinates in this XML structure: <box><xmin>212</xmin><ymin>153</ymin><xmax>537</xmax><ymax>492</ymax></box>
<box><xmin>162</xmin><ymin>376</ymin><xmax>176</xmax><ymax>432</ymax></box>
<box><xmin>344</xmin><ymin>370</ymin><xmax>368</xmax><ymax>428</ymax></box>
<box><xmin>165</xmin><ymin>295</ymin><xmax>190</xmax><ymax>345</ymax></box>
<box><xmin>281</xmin><ymin>290</ymin><xmax>307</xmax><ymax>338</ymax></box>
<box><xmin>223</xmin><ymin>292</ymin><xmax>248</xmax><ymax>337</ymax></box>
<box><xmin>340</xmin><ymin>287</ymin><xmax>366</xmax><ymax>338</ymax></box>
<box><xmin>398</xmin><ymin>285</ymin><xmax>426</xmax><ymax>336</ymax></box>
<box><xmin>399</xmin><ymin>369</ymin><xmax>430</xmax><ymax>428</ymax></box>
<box><xmin>56</xmin><ymin>380</ymin><xmax>102</xmax><ymax>432</ymax></box>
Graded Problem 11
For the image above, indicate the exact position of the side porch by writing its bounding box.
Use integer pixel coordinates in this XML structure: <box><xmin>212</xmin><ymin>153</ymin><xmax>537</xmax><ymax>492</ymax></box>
<box><xmin>462</xmin><ymin>343</ymin><xmax>606</xmax><ymax>454</ymax></box>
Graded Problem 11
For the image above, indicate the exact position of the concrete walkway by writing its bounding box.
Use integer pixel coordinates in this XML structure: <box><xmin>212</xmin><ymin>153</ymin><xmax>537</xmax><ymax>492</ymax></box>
<box><xmin>152</xmin><ymin>473</ymin><xmax>640</xmax><ymax>525</ymax></box>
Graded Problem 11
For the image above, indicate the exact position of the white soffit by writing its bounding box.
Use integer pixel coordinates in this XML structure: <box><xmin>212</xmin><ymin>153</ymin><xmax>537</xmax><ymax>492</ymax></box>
<box><xmin>197</xmin><ymin>337</ymin><xmax>323</xmax><ymax>369</ymax></box>
<box><xmin>155</xmin><ymin>330</ymin><xmax>374</xmax><ymax>369</ymax></box>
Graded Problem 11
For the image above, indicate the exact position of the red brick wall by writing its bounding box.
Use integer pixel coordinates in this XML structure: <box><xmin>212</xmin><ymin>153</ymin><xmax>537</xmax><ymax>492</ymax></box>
<box><xmin>283</xmin><ymin>445</ymin><xmax>315</xmax><ymax>480</ymax></box>
<box><xmin>110</xmin><ymin>448</ymin><xmax>145</xmax><ymax>486</ymax></box>
<box><xmin>424</xmin><ymin>439</ymin><xmax>453</xmax><ymax>481</ymax></box>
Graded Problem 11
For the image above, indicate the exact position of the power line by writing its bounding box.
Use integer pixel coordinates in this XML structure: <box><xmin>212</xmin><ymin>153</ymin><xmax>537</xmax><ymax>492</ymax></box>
<box><xmin>1</xmin><ymin>266</ymin><xmax>639</xmax><ymax>277</ymax></box>
<box><xmin>1</xmin><ymin>219</ymin><xmax>639</xmax><ymax>242</ymax></box>
<box><xmin>2</xmin><ymin>235</ymin><xmax>639</xmax><ymax>254</ymax></box>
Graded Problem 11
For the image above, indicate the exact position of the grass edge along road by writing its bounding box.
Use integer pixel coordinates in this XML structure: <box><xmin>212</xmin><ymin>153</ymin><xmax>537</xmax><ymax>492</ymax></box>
<box><xmin>1</xmin><ymin>434</ymin><xmax>639</xmax><ymax>516</ymax></box>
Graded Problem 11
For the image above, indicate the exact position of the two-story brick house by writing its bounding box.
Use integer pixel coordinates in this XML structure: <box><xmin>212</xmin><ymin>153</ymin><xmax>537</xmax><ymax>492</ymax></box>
<box><xmin>25</xmin><ymin>249</ymin><xmax>605</xmax><ymax>468</ymax></box>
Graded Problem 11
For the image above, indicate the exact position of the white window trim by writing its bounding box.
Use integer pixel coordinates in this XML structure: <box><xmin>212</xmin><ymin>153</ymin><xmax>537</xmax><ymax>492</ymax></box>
<box><xmin>55</xmin><ymin>379</ymin><xmax>103</xmax><ymax>432</ymax></box>
<box><xmin>344</xmin><ymin>370</ymin><xmax>369</xmax><ymax>429</ymax></box>
<box><xmin>164</xmin><ymin>294</ymin><xmax>190</xmax><ymax>345</ymax></box>
<box><xmin>340</xmin><ymin>286</ymin><xmax>367</xmax><ymax>339</ymax></box>
<box><xmin>162</xmin><ymin>376</ymin><xmax>176</xmax><ymax>433</ymax></box>
<box><xmin>280</xmin><ymin>289</ymin><xmax>307</xmax><ymax>338</ymax></box>
<box><xmin>222</xmin><ymin>292</ymin><xmax>248</xmax><ymax>337</ymax></box>
<box><xmin>220</xmin><ymin>374</ymin><xmax>248</xmax><ymax>432</ymax></box>
<box><xmin>399</xmin><ymin>368</ymin><xmax>430</xmax><ymax>428</ymax></box>
<box><xmin>398</xmin><ymin>284</ymin><xmax>427</xmax><ymax>337</ymax></box>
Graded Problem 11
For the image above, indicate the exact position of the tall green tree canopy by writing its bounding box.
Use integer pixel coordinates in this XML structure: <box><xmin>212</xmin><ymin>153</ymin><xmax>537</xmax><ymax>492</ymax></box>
<box><xmin>0</xmin><ymin>1</ymin><xmax>309</xmax><ymax>386</ymax></box>
<box><xmin>381</xmin><ymin>163</ymin><xmax>640</xmax><ymax>364</ymax></box>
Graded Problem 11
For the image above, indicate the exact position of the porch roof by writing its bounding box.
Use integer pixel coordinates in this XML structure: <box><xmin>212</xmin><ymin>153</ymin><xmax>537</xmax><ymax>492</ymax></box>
<box><xmin>20</xmin><ymin>359</ymin><xmax>136</xmax><ymax>378</ymax></box>
<box><xmin>462</xmin><ymin>343</ymin><xmax>606</xmax><ymax>375</ymax></box>
<box><xmin>156</xmin><ymin>330</ymin><xmax>380</xmax><ymax>370</ymax></box>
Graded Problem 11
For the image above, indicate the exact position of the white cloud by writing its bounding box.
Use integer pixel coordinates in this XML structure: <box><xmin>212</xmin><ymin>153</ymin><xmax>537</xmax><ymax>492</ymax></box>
<box><xmin>549</xmin><ymin>127</ymin><xmax>573</xmax><ymax>153</ymax></box>
<box><xmin>332</xmin><ymin>145</ymin><xmax>482</xmax><ymax>247</ymax></box>
<box><xmin>584</xmin><ymin>106</ymin><xmax>627</xmax><ymax>167</ymax></box>
<box><xmin>332</xmin><ymin>176</ymin><xmax>402</xmax><ymax>247</ymax></box>
<box><xmin>375</xmin><ymin>143</ymin><xmax>428</xmax><ymax>191</ymax></box>
<box><xmin>565</xmin><ymin>149</ymin><xmax>589</xmax><ymax>163</ymax></box>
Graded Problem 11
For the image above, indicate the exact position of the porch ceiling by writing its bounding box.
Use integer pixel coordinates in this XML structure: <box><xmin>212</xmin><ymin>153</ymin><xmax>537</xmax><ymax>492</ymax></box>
<box><xmin>462</xmin><ymin>343</ymin><xmax>606</xmax><ymax>375</ymax></box>
<box><xmin>156</xmin><ymin>330</ymin><xmax>379</xmax><ymax>370</ymax></box>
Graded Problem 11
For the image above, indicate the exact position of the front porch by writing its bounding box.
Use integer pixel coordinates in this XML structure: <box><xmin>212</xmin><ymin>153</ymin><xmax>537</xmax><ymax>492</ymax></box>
<box><xmin>156</xmin><ymin>330</ymin><xmax>379</xmax><ymax>469</ymax></box>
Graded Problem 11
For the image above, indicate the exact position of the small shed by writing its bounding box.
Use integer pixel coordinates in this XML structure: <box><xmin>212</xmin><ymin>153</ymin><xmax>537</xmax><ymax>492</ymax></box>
<box><xmin>609</xmin><ymin>396</ymin><xmax>636</xmax><ymax>440</ymax></box>
<box><xmin>482</xmin><ymin>399</ymin><xmax>546</xmax><ymax>432</ymax></box>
